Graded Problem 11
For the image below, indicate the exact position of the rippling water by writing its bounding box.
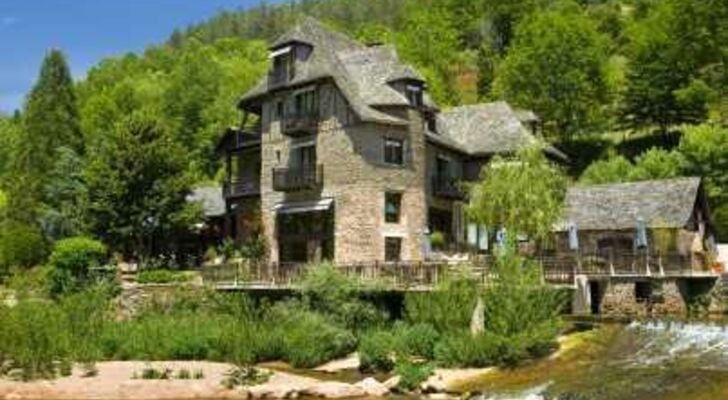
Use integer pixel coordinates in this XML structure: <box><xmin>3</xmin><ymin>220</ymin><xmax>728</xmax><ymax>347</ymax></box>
<box><xmin>462</xmin><ymin>320</ymin><xmax>728</xmax><ymax>400</ymax></box>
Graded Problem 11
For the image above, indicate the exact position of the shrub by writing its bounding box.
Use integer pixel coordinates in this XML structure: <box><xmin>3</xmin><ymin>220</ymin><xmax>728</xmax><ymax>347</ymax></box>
<box><xmin>405</xmin><ymin>270</ymin><xmax>479</xmax><ymax>333</ymax></box>
<box><xmin>393</xmin><ymin>361</ymin><xmax>433</xmax><ymax>391</ymax></box>
<box><xmin>60</xmin><ymin>285</ymin><xmax>114</xmax><ymax>362</ymax></box>
<box><xmin>0</xmin><ymin>300</ymin><xmax>71</xmax><ymax>379</ymax></box>
<box><xmin>140</xmin><ymin>367</ymin><xmax>171</xmax><ymax>380</ymax></box>
<box><xmin>300</xmin><ymin>263</ymin><xmax>388</xmax><ymax>331</ymax></box>
<box><xmin>482</xmin><ymin>245</ymin><xmax>565</xmax><ymax>339</ymax></box>
<box><xmin>222</xmin><ymin>366</ymin><xmax>271</xmax><ymax>389</ymax></box>
<box><xmin>275</xmin><ymin>307</ymin><xmax>356</xmax><ymax>368</ymax></box>
<box><xmin>0</xmin><ymin>222</ymin><xmax>47</xmax><ymax>272</ymax></box>
<box><xmin>429</xmin><ymin>231</ymin><xmax>445</xmax><ymax>250</ymax></box>
<box><xmin>358</xmin><ymin>329</ymin><xmax>396</xmax><ymax>372</ymax></box>
<box><xmin>48</xmin><ymin>237</ymin><xmax>107</xmax><ymax>296</ymax></box>
<box><xmin>393</xmin><ymin>323</ymin><xmax>440</xmax><ymax>360</ymax></box>
<box><xmin>136</xmin><ymin>269</ymin><xmax>190</xmax><ymax>284</ymax></box>
<box><xmin>434</xmin><ymin>332</ymin><xmax>493</xmax><ymax>368</ymax></box>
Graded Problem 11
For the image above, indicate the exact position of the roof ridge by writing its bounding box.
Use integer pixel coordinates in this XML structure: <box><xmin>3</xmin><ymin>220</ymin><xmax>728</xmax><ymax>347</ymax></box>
<box><xmin>574</xmin><ymin>176</ymin><xmax>700</xmax><ymax>190</ymax></box>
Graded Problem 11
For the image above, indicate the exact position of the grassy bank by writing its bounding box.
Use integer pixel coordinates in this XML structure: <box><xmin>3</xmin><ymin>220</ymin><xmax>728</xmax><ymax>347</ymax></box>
<box><xmin>0</xmin><ymin>256</ymin><xmax>566</xmax><ymax>386</ymax></box>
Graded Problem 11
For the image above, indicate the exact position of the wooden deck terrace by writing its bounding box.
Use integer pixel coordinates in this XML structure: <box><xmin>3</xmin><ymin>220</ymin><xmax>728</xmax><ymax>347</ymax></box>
<box><xmin>201</xmin><ymin>252</ymin><xmax>719</xmax><ymax>291</ymax></box>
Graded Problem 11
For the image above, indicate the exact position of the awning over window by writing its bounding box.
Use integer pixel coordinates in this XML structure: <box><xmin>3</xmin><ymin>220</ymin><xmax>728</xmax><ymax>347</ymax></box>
<box><xmin>273</xmin><ymin>198</ymin><xmax>333</xmax><ymax>215</ymax></box>
<box><xmin>269</xmin><ymin>46</ymin><xmax>292</xmax><ymax>58</ymax></box>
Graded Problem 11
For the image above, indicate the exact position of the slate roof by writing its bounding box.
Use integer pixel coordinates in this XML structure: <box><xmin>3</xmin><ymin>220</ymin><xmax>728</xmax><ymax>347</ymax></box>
<box><xmin>433</xmin><ymin>101</ymin><xmax>565</xmax><ymax>158</ymax></box>
<box><xmin>559</xmin><ymin>177</ymin><xmax>702</xmax><ymax>231</ymax></box>
<box><xmin>241</xmin><ymin>19</ymin><xmax>562</xmax><ymax>159</ymax></box>
<box><xmin>187</xmin><ymin>186</ymin><xmax>226</xmax><ymax>218</ymax></box>
<box><xmin>240</xmin><ymin>17</ymin><xmax>421</xmax><ymax>126</ymax></box>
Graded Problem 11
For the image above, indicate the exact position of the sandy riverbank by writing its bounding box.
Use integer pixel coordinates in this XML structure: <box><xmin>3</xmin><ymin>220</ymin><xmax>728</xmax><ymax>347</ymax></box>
<box><xmin>0</xmin><ymin>361</ymin><xmax>242</xmax><ymax>400</ymax></box>
<box><xmin>0</xmin><ymin>360</ymin><xmax>402</xmax><ymax>400</ymax></box>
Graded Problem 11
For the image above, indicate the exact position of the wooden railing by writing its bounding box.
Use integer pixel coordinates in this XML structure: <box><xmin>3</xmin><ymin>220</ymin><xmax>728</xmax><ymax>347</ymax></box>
<box><xmin>202</xmin><ymin>259</ymin><xmax>575</xmax><ymax>290</ymax></box>
<box><xmin>272</xmin><ymin>164</ymin><xmax>323</xmax><ymax>192</ymax></box>
<box><xmin>201</xmin><ymin>251</ymin><xmax>715</xmax><ymax>291</ymax></box>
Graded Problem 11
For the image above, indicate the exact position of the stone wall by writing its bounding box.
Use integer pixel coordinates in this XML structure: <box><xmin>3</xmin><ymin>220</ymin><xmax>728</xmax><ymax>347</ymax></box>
<box><xmin>596</xmin><ymin>278</ymin><xmax>721</xmax><ymax>317</ymax></box>
<box><xmin>257</xmin><ymin>82</ymin><xmax>428</xmax><ymax>263</ymax></box>
<box><xmin>116</xmin><ymin>282</ymin><xmax>205</xmax><ymax>319</ymax></box>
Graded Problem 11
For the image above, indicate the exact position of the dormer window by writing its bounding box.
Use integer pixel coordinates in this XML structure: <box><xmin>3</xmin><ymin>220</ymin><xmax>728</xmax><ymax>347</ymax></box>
<box><xmin>406</xmin><ymin>84</ymin><xmax>423</xmax><ymax>107</ymax></box>
<box><xmin>270</xmin><ymin>46</ymin><xmax>294</xmax><ymax>85</ymax></box>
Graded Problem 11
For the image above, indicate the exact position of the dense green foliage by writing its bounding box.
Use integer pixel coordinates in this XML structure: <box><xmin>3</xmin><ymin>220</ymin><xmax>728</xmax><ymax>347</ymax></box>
<box><xmin>468</xmin><ymin>146</ymin><xmax>567</xmax><ymax>242</ymax></box>
<box><xmin>493</xmin><ymin>2</ymin><xmax>610</xmax><ymax>137</ymax></box>
<box><xmin>0</xmin><ymin>222</ymin><xmax>47</xmax><ymax>274</ymax></box>
<box><xmin>85</xmin><ymin>111</ymin><xmax>199</xmax><ymax>258</ymax></box>
<box><xmin>1</xmin><ymin>0</ymin><xmax>727</xmax><ymax>269</ymax></box>
<box><xmin>47</xmin><ymin>237</ymin><xmax>107</xmax><ymax>296</ymax></box>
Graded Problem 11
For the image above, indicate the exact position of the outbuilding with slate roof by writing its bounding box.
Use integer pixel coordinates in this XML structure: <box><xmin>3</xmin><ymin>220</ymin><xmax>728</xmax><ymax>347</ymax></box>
<box><xmin>552</xmin><ymin>177</ymin><xmax>716</xmax><ymax>264</ymax></box>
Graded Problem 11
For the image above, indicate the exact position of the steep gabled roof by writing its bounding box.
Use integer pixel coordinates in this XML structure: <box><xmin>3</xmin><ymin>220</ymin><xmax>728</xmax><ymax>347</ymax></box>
<box><xmin>433</xmin><ymin>101</ymin><xmax>565</xmax><ymax>159</ymax></box>
<box><xmin>240</xmin><ymin>17</ymin><xmax>423</xmax><ymax>126</ymax></box>
<box><xmin>338</xmin><ymin>45</ymin><xmax>421</xmax><ymax>107</ymax></box>
<box><xmin>560</xmin><ymin>177</ymin><xmax>703</xmax><ymax>231</ymax></box>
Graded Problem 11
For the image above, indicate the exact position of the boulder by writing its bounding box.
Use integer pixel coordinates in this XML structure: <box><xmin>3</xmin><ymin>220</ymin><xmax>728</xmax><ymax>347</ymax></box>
<box><xmin>355</xmin><ymin>377</ymin><xmax>389</xmax><ymax>397</ymax></box>
<box><xmin>303</xmin><ymin>381</ymin><xmax>366</xmax><ymax>399</ymax></box>
<box><xmin>422</xmin><ymin>368</ymin><xmax>495</xmax><ymax>394</ymax></box>
<box><xmin>427</xmin><ymin>394</ymin><xmax>458</xmax><ymax>400</ymax></box>
<box><xmin>382</xmin><ymin>375</ymin><xmax>401</xmax><ymax>390</ymax></box>
<box><xmin>313</xmin><ymin>354</ymin><xmax>360</xmax><ymax>373</ymax></box>
<box><xmin>247</xmin><ymin>371</ymin><xmax>318</xmax><ymax>400</ymax></box>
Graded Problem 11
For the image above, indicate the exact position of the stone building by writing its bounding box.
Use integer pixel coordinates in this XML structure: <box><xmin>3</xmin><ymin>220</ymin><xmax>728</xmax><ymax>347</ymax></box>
<box><xmin>556</xmin><ymin>177</ymin><xmax>721</xmax><ymax>316</ymax></box>
<box><xmin>216</xmin><ymin>17</ymin><xmax>560</xmax><ymax>264</ymax></box>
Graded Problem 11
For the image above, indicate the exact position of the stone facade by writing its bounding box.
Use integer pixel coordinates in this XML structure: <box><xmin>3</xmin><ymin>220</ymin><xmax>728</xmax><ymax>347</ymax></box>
<box><xmin>252</xmin><ymin>82</ymin><xmax>428</xmax><ymax>263</ymax></box>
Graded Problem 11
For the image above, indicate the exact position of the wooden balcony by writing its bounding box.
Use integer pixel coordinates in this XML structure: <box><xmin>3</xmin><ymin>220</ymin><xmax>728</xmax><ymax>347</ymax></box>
<box><xmin>223</xmin><ymin>179</ymin><xmax>260</xmax><ymax>198</ymax></box>
<box><xmin>431</xmin><ymin>177</ymin><xmax>466</xmax><ymax>200</ymax></box>
<box><xmin>272</xmin><ymin>164</ymin><xmax>323</xmax><ymax>192</ymax></box>
<box><xmin>283</xmin><ymin>113</ymin><xmax>319</xmax><ymax>136</ymax></box>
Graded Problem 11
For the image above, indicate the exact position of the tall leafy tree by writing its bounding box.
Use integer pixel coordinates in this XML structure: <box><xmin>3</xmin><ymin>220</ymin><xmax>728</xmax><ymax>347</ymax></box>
<box><xmin>493</xmin><ymin>2</ymin><xmax>610</xmax><ymax>138</ymax></box>
<box><xmin>23</xmin><ymin>50</ymin><xmax>82</xmax><ymax>157</ymax></box>
<box><xmin>396</xmin><ymin>3</ymin><xmax>462</xmax><ymax>105</ymax></box>
<box><xmin>479</xmin><ymin>0</ymin><xmax>548</xmax><ymax>55</ymax></box>
<box><xmin>620</xmin><ymin>1</ymin><xmax>718</xmax><ymax>133</ymax></box>
<box><xmin>467</xmin><ymin>146</ymin><xmax>567</xmax><ymax>242</ymax></box>
<box><xmin>6</xmin><ymin>50</ymin><xmax>81</xmax><ymax>225</ymax></box>
<box><xmin>85</xmin><ymin>111</ymin><xmax>199</xmax><ymax>258</ymax></box>
<box><xmin>679</xmin><ymin>124</ymin><xmax>728</xmax><ymax>239</ymax></box>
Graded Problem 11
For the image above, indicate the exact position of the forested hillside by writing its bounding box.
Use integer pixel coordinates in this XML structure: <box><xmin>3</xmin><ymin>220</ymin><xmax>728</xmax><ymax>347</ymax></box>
<box><xmin>1</xmin><ymin>0</ymin><xmax>727</xmax><ymax>270</ymax></box>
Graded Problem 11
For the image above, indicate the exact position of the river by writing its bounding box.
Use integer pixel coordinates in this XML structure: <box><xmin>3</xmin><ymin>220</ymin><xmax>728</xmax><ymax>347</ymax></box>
<box><xmin>456</xmin><ymin>320</ymin><xmax>728</xmax><ymax>400</ymax></box>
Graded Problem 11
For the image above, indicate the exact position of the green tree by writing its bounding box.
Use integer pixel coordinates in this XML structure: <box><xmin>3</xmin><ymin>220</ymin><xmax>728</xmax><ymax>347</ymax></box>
<box><xmin>479</xmin><ymin>0</ymin><xmax>548</xmax><ymax>55</ymax></box>
<box><xmin>580</xmin><ymin>148</ymin><xmax>684</xmax><ymax>185</ymax></box>
<box><xmin>493</xmin><ymin>2</ymin><xmax>610</xmax><ymax>138</ymax></box>
<box><xmin>630</xmin><ymin>148</ymin><xmax>684</xmax><ymax>181</ymax></box>
<box><xmin>678</xmin><ymin>124</ymin><xmax>728</xmax><ymax>239</ymax></box>
<box><xmin>6</xmin><ymin>50</ymin><xmax>81</xmax><ymax>226</ymax></box>
<box><xmin>85</xmin><ymin>111</ymin><xmax>199</xmax><ymax>258</ymax></box>
<box><xmin>0</xmin><ymin>116</ymin><xmax>17</xmax><ymax>176</ymax></box>
<box><xmin>42</xmin><ymin>147</ymin><xmax>88</xmax><ymax>240</ymax></box>
<box><xmin>620</xmin><ymin>2</ymin><xmax>718</xmax><ymax>133</ymax></box>
<box><xmin>579</xmin><ymin>154</ymin><xmax>633</xmax><ymax>185</ymax></box>
<box><xmin>467</xmin><ymin>146</ymin><xmax>567</xmax><ymax>242</ymax></box>
<box><xmin>396</xmin><ymin>4</ymin><xmax>462</xmax><ymax>105</ymax></box>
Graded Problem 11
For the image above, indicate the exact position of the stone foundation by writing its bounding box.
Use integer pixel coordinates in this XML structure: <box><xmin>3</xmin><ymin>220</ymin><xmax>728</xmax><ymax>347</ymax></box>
<box><xmin>594</xmin><ymin>277</ymin><xmax>719</xmax><ymax>317</ymax></box>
